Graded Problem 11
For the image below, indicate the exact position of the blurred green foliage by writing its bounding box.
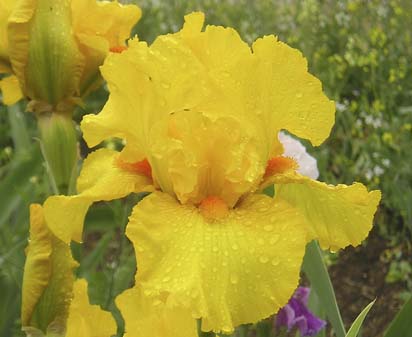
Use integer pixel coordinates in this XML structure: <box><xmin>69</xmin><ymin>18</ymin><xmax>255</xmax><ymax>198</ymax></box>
<box><xmin>1</xmin><ymin>0</ymin><xmax>412</xmax><ymax>336</ymax></box>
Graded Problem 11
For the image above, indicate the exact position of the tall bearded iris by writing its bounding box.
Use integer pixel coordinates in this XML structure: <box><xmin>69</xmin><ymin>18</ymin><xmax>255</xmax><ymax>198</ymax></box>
<box><xmin>44</xmin><ymin>12</ymin><xmax>381</xmax><ymax>334</ymax></box>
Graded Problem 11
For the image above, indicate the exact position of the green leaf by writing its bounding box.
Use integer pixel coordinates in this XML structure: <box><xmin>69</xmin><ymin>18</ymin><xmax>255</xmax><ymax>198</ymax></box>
<box><xmin>8</xmin><ymin>104</ymin><xmax>31</xmax><ymax>154</ymax></box>
<box><xmin>345</xmin><ymin>300</ymin><xmax>375</xmax><ymax>337</ymax></box>
<box><xmin>384</xmin><ymin>295</ymin><xmax>412</xmax><ymax>337</ymax></box>
<box><xmin>0</xmin><ymin>145</ymin><xmax>42</xmax><ymax>228</ymax></box>
<box><xmin>307</xmin><ymin>288</ymin><xmax>326</xmax><ymax>337</ymax></box>
<box><xmin>302</xmin><ymin>240</ymin><xmax>346</xmax><ymax>337</ymax></box>
<box><xmin>76</xmin><ymin>231</ymin><xmax>114</xmax><ymax>278</ymax></box>
<box><xmin>0</xmin><ymin>276</ymin><xmax>22</xmax><ymax>337</ymax></box>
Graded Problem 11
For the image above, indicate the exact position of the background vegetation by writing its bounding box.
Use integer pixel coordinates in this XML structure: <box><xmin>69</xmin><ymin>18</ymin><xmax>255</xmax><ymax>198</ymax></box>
<box><xmin>0</xmin><ymin>0</ymin><xmax>411</xmax><ymax>336</ymax></box>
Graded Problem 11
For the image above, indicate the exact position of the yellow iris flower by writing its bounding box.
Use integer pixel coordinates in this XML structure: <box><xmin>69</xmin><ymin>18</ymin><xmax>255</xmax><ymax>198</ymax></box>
<box><xmin>44</xmin><ymin>12</ymin><xmax>381</xmax><ymax>333</ymax></box>
<box><xmin>0</xmin><ymin>0</ymin><xmax>140</xmax><ymax>109</ymax></box>
<box><xmin>22</xmin><ymin>204</ymin><xmax>116</xmax><ymax>336</ymax></box>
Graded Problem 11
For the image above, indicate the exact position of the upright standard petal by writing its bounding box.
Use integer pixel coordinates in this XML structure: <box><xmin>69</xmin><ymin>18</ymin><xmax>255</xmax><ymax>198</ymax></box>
<box><xmin>126</xmin><ymin>192</ymin><xmax>307</xmax><ymax>333</ymax></box>
<box><xmin>267</xmin><ymin>171</ymin><xmax>381</xmax><ymax>250</ymax></box>
<box><xmin>66</xmin><ymin>279</ymin><xmax>116</xmax><ymax>337</ymax></box>
<box><xmin>44</xmin><ymin>148</ymin><xmax>153</xmax><ymax>243</ymax></box>
<box><xmin>252</xmin><ymin>36</ymin><xmax>335</xmax><ymax>146</ymax></box>
<box><xmin>22</xmin><ymin>204</ymin><xmax>78</xmax><ymax>334</ymax></box>
<box><xmin>117</xmin><ymin>286</ymin><xmax>197</xmax><ymax>337</ymax></box>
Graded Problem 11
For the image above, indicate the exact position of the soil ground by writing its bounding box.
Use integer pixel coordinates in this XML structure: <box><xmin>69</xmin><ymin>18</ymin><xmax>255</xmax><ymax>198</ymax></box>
<box><xmin>329</xmin><ymin>228</ymin><xmax>407</xmax><ymax>337</ymax></box>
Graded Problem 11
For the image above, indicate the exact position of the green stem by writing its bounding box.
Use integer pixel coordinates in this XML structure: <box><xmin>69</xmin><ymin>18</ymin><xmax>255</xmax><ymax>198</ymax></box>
<box><xmin>37</xmin><ymin>112</ymin><xmax>78</xmax><ymax>195</ymax></box>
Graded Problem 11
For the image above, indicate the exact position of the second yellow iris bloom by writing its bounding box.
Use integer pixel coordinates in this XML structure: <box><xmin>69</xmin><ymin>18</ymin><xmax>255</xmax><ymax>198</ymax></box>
<box><xmin>44</xmin><ymin>12</ymin><xmax>380</xmax><ymax>334</ymax></box>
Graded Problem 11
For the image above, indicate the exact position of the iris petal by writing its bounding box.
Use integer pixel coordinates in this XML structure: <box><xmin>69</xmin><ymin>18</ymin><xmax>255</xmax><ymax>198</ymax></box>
<box><xmin>44</xmin><ymin>148</ymin><xmax>153</xmax><ymax>243</ymax></box>
<box><xmin>66</xmin><ymin>279</ymin><xmax>116</xmax><ymax>337</ymax></box>
<box><xmin>117</xmin><ymin>285</ymin><xmax>197</xmax><ymax>337</ymax></box>
<box><xmin>126</xmin><ymin>191</ymin><xmax>307</xmax><ymax>333</ymax></box>
<box><xmin>268</xmin><ymin>171</ymin><xmax>381</xmax><ymax>250</ymax></box>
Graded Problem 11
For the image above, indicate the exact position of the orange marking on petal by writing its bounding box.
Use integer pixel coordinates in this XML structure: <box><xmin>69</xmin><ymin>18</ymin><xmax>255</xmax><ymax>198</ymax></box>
<box><xmin>199</xmin><ymin>196</ymin><xmax>229</xmax><ymax>220</ymax></box>
<box><xmin>264</xmin><ymin>156</ymin><xmax>298</xmax><ymax>178</ymax></box>
<box><xmin>116</xmin><ymin>158</ymin><xmax>152</xmax><ymax>179</ymax></box>
<box><xmin>110</xmin><ymin>46</ymin><xmax>128</xmax><ymax>53</ymax></box>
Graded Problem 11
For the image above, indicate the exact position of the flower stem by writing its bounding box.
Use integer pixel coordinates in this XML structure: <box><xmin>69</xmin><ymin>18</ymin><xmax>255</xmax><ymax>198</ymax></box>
<box><xmin>37</xmin><ymin>112</ymin><xmax>78</xmax><ymax>195</ymax></box>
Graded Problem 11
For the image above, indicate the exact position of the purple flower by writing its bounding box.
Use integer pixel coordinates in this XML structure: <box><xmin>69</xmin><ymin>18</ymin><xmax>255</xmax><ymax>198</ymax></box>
<box><xmin>276</xmin><ymin>287</ymin><xmax>326</xmax><ymax>336</ymax></box>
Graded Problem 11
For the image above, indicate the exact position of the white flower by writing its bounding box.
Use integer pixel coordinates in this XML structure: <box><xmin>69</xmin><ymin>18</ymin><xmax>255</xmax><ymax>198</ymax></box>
<box><xmin>278</xmin><ymin>132</ymin><xmax>319</xmax><ymax>180</ymax></box>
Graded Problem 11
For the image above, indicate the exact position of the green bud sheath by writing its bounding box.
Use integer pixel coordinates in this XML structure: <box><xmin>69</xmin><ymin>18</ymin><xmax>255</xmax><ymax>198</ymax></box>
<box><xmin>26</xmin><ymin>0</ymin><xmax>80</xmax><ymax>105</ymax></box>
<box><xmin>38</xmin><ymin>113</ymin><xmax>78</xmax><ymax>195</ymax></box>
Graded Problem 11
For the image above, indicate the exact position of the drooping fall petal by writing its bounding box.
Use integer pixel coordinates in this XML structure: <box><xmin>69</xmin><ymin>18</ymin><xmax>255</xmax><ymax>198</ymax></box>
<box><xmin>126</xmin><ymin>192</ymin><xmax>307</xmax><ymax>333</ymax></box>
<box><xmin>43</xmin><ymin>148</ymin><xmax>153</xmax><ymax>243</ymax></box>
<box><xmin>268</xmin><ymin>171</ymin><xmax>381</xmax><ymax>250</ymax></box>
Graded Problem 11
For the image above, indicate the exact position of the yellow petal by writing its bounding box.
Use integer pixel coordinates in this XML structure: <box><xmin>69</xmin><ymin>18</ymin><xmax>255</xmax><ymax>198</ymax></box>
<box><xmin>22</xmin><ymin>204</ymin><xmax>78</xmax><ymax>333</ymax></box>
<box><xmin>117</xmin><ymin>286</ymin><xmax>197</xmax><ymax>337</ymax></box>
<box><xmin>271</xmin><ymin>172</ymin><xmax>381</xmax><ymax>250</ymax></box>
<box><xmin>43</xmin><ymin>148</ymin><xmax>153</xmax><ymax>243</ymax></box>
<box><xmin>66</xmin><ymin>279</ymin><xmax>116</xmax><ymax>337</ymax></box>
<box><xmin>0</xmin><ymin>75</ymin><xmax>23</xmax><ymax>105</ymax></box>
<box><xmin>81</xmin><ymin>34</ymin><xmax>211</xmax><ymax>151</ymax></box>
<box><xmin>0</xmin><ymin>0</ymin><xmax>15</xmax><ymax>70</ymax></box>
<box><xmin>252</xmin><ymin>35</ymin><xmax>335</xmax><ymax>146</ymax></box>
<box><xmin>148</xmin><ymin>110</ymin><xmax>267</xmax><ymax>206</ymax></box>
<box><xmin>71</xmin><ymin>0</ymin><xmax>141</xmax><ymax>48</ymax></box>
<box><xmin>71</xmin><ymin>0</ymin><xmax>141</xmax><ymax>96</ymax></box>
<box><xmin>21</xmin><ymin>204</ymin><xmax>52</xmax><ymax>327</ymax></box>
<box><xmin>126</xmin><ymin>192</ymin><xmax>307</xmax><ymax>333</ymax></box>
<box><xmin>6</xmin><ymin>0</ymin><xmax>34</xmax><ymax>96</ymax></box>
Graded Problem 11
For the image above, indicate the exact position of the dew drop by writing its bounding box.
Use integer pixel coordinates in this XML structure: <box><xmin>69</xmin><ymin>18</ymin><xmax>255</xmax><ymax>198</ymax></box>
<box><xmin>271</xmin><ymin>259</ymin><xmax>280</xmax><ymax>266</ymax></box>
<box><xmin>270</xmin><ymin>234</ymin><xmax>280</xmax><ymax>245</ymax></box>
<box><xmin>259</xmin><ymin>256</ymin><xmax>269</xmax><ymax>263</ymax></box>
<box><xmin>230</xmin><ymin>274</ymin><xmax>239</xmax><ymax>284</ymax></box>
<box><xmin>264</xmin><ymin>225</ymin><xmax>273</xmax><ymax>232</ymax></box>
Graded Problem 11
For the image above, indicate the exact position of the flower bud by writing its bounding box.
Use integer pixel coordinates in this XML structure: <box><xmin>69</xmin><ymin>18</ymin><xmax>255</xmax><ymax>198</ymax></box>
<box><xmin>4</xmin><ymin>0</ymin><xmax>141</xmax><ymax>110</ymax></box>
<box><xmin>22</xmin><ymin>204</ymin><xmax>78</xmax><ymax>336</ymax></box>
<box><xmin>8</xmin><ymin>0</ymin><xmax>81</xmax><ymax>109</ymax></box>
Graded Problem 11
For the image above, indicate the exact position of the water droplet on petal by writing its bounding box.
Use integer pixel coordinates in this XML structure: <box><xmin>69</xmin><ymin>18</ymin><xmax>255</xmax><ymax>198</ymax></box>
<box><xmin>230</xmin><ymin>274</ymin><xmax>239</xmax><ymax>284</ymax></box>
<box><xmin>270</xmin><ymin>234</ymin><xmax>280</xmax><ymax>245</ymax></box>
<box><xmin>264</xmin><ymin>225</ymin><xmax>273</xmax><ymax>232</ymax></box>
<box><xmin>271</xmin><ymin>259</ymin><xmax>280</xmax><ymax>266</ymax></box>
